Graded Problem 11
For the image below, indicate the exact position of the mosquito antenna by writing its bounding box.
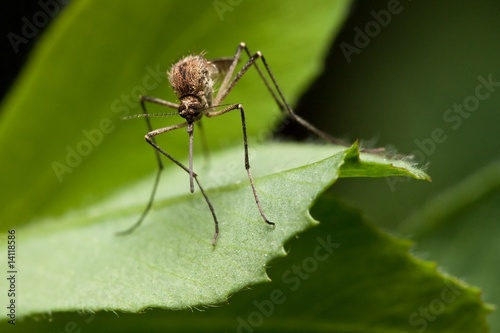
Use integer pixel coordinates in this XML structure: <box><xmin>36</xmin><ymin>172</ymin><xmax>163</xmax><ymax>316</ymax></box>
<box><xmin>123</xmin><ymin>112</ymin><xmax>178</xmax><ymax>120</ymax></box>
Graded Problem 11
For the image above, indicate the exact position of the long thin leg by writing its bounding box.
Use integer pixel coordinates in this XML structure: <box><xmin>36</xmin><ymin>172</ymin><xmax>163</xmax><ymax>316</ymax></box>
<box><xmin>144</xmin><ymin>122</ymin><xmax>220</xmax><ymax>245</ymax></box>
<box><xmin>206</xmin><ymin>104</ymin><xmax>275</xmax><ymax>227</ymax></box>
<box><xmin>215</xmin><ymin>42</ymin><xmax>349</xmax><ymax>146</ymax></box>
<box><xmin>214</xmin><ymin>46</ymin><xmax>244</xmax><ymax>105</ymax></box>
<box><xmin>213</xmin><ymin>43</ymin><xmax>244</xmax><ymax>105</ymax></box>
<box><xmin>187</xmin><ymin>122</ymin><xmax>195</xmax><ymax>193</ymax></box>
<box><xmin>116</xmin><ymin>121</ymin><xmax>187</xmax><ymax>236</ymax></box>
<box><xmin>118</xmin><ymin>96</ymin><xmax>220</xmax><ymax>244</ymax></box>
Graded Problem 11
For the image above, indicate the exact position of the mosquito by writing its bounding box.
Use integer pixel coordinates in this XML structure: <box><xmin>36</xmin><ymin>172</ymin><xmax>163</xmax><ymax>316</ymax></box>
<box><xmin>118</xmin><ymin>42</ymin><xmax>348</xmax><ymax>245</ymax></box>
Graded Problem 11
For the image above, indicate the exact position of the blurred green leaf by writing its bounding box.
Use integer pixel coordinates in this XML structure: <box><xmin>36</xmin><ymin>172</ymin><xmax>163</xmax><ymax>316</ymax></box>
<box><xmin>399</xmin><ymin>161</ymin><xmax>500</xmax><ymax>330</ymax></box>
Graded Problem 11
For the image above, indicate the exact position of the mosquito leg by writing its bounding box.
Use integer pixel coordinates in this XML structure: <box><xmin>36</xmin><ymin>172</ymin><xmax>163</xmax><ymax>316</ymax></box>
<box><xmin>213</xmin><ymin>43</ymin><xmax>248</xmax><ymax>105</ymax></box>
<box><xmin>187</xmin><ymin>122</ymin><xmax>195</xmax><ymax>193</ymax></box>
<box><xmin>215</xmin><ymin>43</ymin><xmax>350</xmax><ymax>147</ymax></box>
<box><xmin>117</xmin><ymin>96</ymin><xmax>219</xmax><ymax>244</ymax></box>
<box><xmin>241</xmin><ymin>46</ymin><xmax>283</xmax><ymax>112</ymax></box>
<box><xmin>115</xmin><ymin>159</ymin><xmax>163</xmax><ymax>236</ymax></box>
<box><xmin>214</xmin><ymin>43</ymin><xmax>245</xmax><ymax>105</ymax></box>
<box><xmin>194</xmin><ymin>176</ymin><xmax>219</xmax><ymax>245</ymax></box>
<box><xmin>143</xmin><ymin>122</ymin><xmax>220</xmax><ymax>245</ymax></box>
<box><xmin>207</xmin><ymin>104</ymin><xmax>275</xmax><ymax>228</ymax></box>
<box><xmin>251</xmin><ymin>48</ymin><xmax>386</xmax><ymax>151</ymax></box>
<box><xmin>119</xmin><ymin>120</ymin><xmax>220</xmax><ymax>244</ymax></box>
<box><xmin>253</xmin><ymin>52</ymin><xmax>348</xmax><ymax>145</ymax></box>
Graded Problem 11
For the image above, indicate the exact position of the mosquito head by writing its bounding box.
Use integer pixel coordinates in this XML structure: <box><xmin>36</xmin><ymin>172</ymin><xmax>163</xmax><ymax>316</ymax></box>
<box><xmin>178</xmin><ymin>95</ymin><xmax>204</xmax><ymax>123</ymax></box>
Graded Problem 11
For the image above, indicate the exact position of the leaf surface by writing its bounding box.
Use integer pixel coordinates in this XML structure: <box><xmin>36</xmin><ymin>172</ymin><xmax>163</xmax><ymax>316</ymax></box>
<box><xmin>1</xmin><ymin>143</ymin><xmax>429</xmax><ymax>316</ymax></box>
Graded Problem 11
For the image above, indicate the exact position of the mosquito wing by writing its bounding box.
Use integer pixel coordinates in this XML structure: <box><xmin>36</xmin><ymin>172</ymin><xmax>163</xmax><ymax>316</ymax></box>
<box><xmin>209</xmin><ymin>57</ymin><xmax>237</xmax><ymax>79</ymax></box>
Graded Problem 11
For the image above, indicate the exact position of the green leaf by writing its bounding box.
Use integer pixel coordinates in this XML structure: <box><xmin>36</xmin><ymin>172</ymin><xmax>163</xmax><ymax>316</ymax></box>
<box><xmin>0</xmin><ymin>143</ymin><xmax>429</xmax><ymax>317</ymax></box>
<box><xmin>2</xmin><ymin>193</ymin><xmax>490</xmax><ymax>332</ymax></box>
<box><xmin>0</xmin><ymin>0</ymin><xmax>351</xmax><ymax>227</ymax></box>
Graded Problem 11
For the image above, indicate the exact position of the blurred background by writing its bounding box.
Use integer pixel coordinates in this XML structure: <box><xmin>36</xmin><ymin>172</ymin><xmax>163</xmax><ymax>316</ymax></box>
<box><xmin>279</xmin><ymin>0</ymin><xmax>500</xmax><ymax>230</ymax></box>
<box><xmin>1</xmin><ymin>0</ymin><xmax>499</xmax><ymax>330</ymax></box>
<box><xmin>283</xmin><ymin>2</ymin><xmax>500</xmax><ymax>329</ymax></box>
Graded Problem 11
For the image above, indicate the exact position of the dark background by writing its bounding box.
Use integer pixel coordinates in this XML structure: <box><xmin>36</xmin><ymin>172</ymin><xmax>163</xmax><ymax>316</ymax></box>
<box><xmin>291</xmin><ymin>1</ymin><xmax>500</xmax><ymax>231</ymax></box>
<box><xmin>1</xmin><ymin>2</ymin><xmax>61</xmax><ymax>99</ymax></box>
